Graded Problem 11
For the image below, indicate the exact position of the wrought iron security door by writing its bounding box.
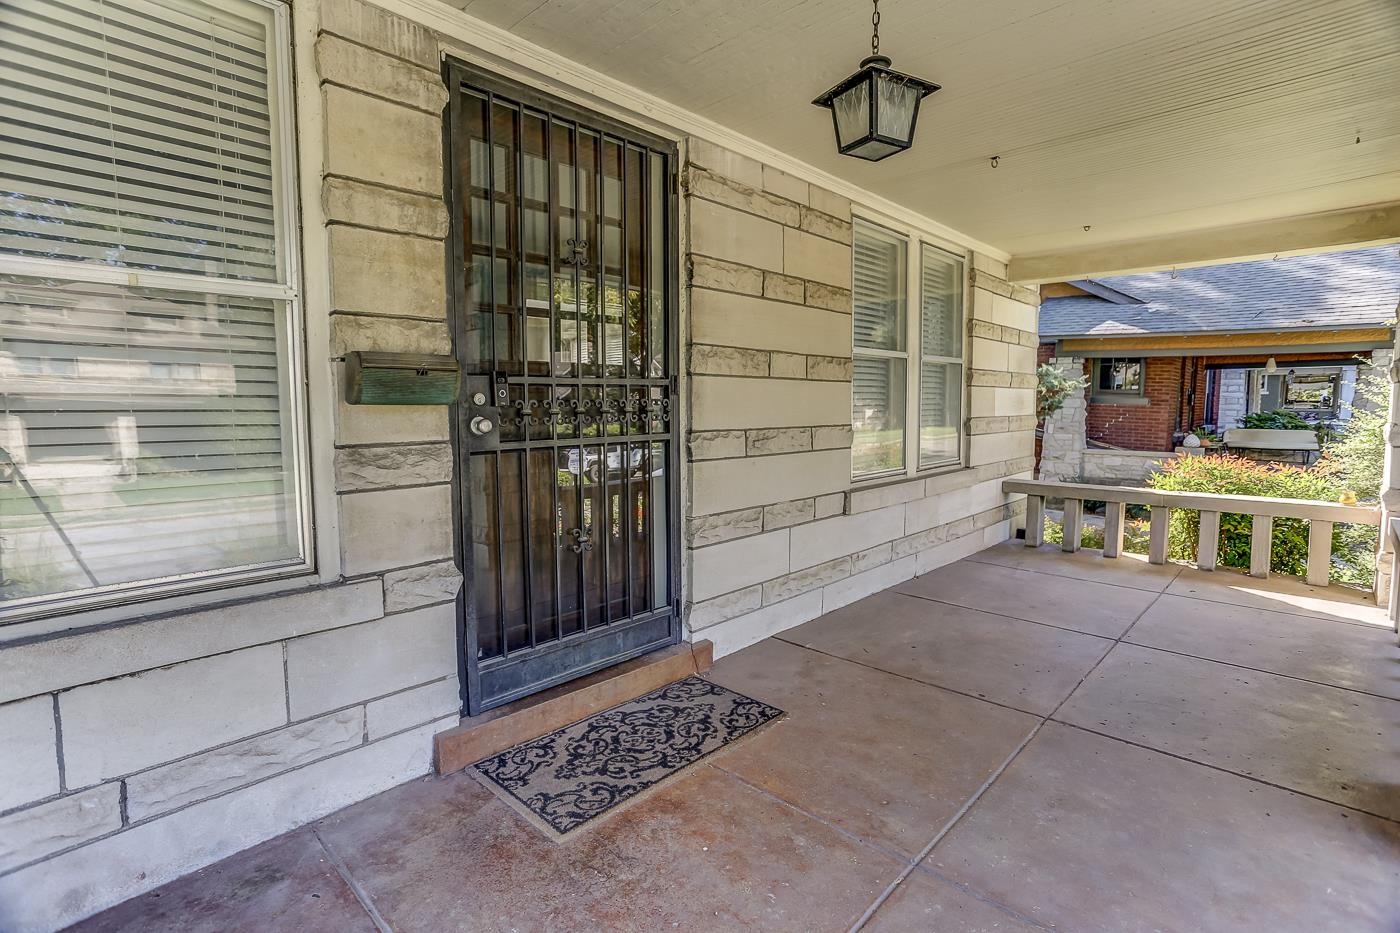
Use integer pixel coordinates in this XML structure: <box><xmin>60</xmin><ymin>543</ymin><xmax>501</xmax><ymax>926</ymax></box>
<box><xmin>447</xmin><ymin>63</ymin><xmax>680</xmax><ymax>715</ymax></box>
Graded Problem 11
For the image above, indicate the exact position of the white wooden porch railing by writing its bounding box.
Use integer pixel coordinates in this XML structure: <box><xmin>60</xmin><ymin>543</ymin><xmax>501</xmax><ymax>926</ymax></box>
<box><xmin>1002</xmin><ymin>479</ymin><xmax>1380</xmax><ymax>587</ymax></box>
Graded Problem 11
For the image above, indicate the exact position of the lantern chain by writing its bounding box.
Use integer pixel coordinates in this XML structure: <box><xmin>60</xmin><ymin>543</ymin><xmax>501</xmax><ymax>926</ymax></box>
<box><xmin>871</xmin><ymin>0</ymin><xmax>881</xmax><ymax>57</ymax></box>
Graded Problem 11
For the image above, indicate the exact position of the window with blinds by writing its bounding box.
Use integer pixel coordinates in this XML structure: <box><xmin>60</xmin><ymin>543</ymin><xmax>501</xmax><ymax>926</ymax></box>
<box><xmin>850</xmin><ymin>221</ymin><xmax>966</xmax><ymax>479</ymax></box>
<box><xmin>0</xmin><ymin>0</ymin><xmax>307</xmax><ymax>618</ymax></box>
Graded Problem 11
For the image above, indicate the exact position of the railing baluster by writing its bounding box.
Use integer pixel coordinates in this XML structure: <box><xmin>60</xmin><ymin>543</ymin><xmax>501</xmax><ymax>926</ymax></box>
<box><xmin>1024</xmin><ymin>495</ymin><xmax>1045</xmax><ymax>547</ymax></box>
<box><xmin>1306</xmin><ymin>520</ymin><xmax>1333</xmax><ymax>586</ymax></box>
<box><xmin>1197</xmin><ymin>510</ymin><xmax>1220</xmax><ymax>571</ymax></box>
<box><xmin>1148</xmin><ymin>506</ymin><xmax>1169</xmax><ymax>565</ymax></box>
<box><xmin>1103</xmin><ymin>501</ymin><xmax>1125</xmax><ymax>559</ymax></box>
<box><xmin>1249</xmin><ymin>514</ymin><xmax>1272</xmax><ymax>578</ymax></box>
<box><xmin>1061</xmin><ymin>498</ymin><xmax>1083</xmax><ymax>553</ymax></box>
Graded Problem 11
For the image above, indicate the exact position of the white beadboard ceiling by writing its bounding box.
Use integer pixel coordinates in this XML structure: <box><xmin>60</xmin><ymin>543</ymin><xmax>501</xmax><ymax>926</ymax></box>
<box><xmin>448</xmin><ymin>0</ymin><xmax>1400</xmax><ymax>260</ymax></box>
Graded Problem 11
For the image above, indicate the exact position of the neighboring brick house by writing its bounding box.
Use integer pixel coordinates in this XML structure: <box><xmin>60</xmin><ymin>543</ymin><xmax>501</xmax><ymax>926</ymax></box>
<box><xmin>1037</xmin><ymin>248</ymin><xmax>1399</xmax><ymax>482</ymax></box>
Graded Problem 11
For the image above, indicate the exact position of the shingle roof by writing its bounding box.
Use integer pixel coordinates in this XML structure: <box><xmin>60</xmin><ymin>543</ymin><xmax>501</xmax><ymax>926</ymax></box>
<box><xmin>1039</xmin><ymin>245</ymin><xmax>1400</xmax><ymax>339</ymax></box>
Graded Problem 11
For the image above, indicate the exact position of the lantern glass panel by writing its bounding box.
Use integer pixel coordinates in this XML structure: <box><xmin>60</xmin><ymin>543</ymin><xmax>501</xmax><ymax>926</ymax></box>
<box><xmin>832</xmin><ymin>78</ymin><xmax>871</xmax><ymax>149</ymax></box>
<box><xmin>875</xmin><ymin>75</ymin><xmax>921</xmax><ymax>143</ymax></box>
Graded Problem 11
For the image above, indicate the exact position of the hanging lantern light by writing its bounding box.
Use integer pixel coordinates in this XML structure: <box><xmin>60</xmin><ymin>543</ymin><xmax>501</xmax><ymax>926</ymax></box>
<box><xmin>812</xmin><ymin>0</ymin><xmax>941</xmax><ymax>162</ymax></box>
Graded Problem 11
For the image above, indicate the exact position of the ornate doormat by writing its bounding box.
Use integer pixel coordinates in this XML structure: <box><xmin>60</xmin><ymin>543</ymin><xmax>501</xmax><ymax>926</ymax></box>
<box><xmin>473</xmin><ymin>676</ymin><xmax>783</xmax><ymax>836</ymax></box>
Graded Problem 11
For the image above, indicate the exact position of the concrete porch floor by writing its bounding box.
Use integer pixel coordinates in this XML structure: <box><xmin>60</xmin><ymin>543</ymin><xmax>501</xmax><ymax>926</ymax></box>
<box><xmin>72</xmin><ymin>542</ymin><xmax>1400</xmax><ymax>931</ymax></box>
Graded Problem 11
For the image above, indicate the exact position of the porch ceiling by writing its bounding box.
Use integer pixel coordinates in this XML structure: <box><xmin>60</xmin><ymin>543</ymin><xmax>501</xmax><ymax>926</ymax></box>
<box><xmin>444</xmin><ymin>0</ymin><xmax>1400</xmax><ymax>269</ymax></box>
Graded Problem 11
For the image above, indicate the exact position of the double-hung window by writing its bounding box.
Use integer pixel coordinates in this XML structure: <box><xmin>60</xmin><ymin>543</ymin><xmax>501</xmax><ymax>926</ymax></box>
<box><xmin>0</xmin><ymin>0</ymin><xmax>308</xmax><ymax>619</ymax></box>
<box><xmin>851</xmin><ymin>220</ymin><xmax>965</xmax><ymax>479</ymax></box>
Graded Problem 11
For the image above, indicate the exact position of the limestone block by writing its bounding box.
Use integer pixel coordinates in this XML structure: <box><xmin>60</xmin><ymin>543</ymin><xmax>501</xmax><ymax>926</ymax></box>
<box><xmin>689</xmin><ymin>430</ymin><xmax>747</xmax><ymax>461</ymax></box>
<box><xmin>799</xmin><ymin>206</ymin><xmax>853</xmax><ymax>246</ymax></box>
<box><xmin>328</xmin><ymin>226</ymin><xmax>447</xmax><ymax>320</ymax></box>
<box><xmin>688</xmin><ymin>508</ymin><xmax>764</xmax><ymax>548</ymax></box>
<box><xmin>0</xmin><ymin>697</ymin><xmax>58</xmax><ymax>812</ymax></box>
<box><xmin>339</xmin><ymin>484</ymin><xmax>454</xmax><ymax>576</ymax></box>
<box><xmin>0</xmin><ymin>784</ymin><xmax>120</xmax><ymax>874</ymax></box>
<box><xmin>686</xmin><ymin>167</ymin><xmax>799</xmax><ymax>227</ymax></box>
<box><xmin>763</xmin><ymin>271</ymin><xmax>805</xmax><ymax>303</ymax></box>
<box><xmin>691</xmin><ymin>290</ymin><xmax>851</xmax><ymax>356</ymax></box>
<box><xmin>763</xmin><ymin>498</ymin><xmax>816</xmax><ymax>531</ymax></box>
<box><xmin>690</xmin><ymin>257</ymin><xmax>763</xmax><ymax>295</ymax></box>
<box><xmin>689</xmin><ymin>529</ymin><xmax>790</xmax><ymax>602</ymax></box>
<box><xmin>969</xmin><ymin>386</ymin><xmax>1035</xmax><ymax>418</ymax></box>
<box><xmin>316</xmin><ymin>34</ymin><xmax>446</xmax><ymax>113</ymax></box>
<box><xmin>686</xmin><ymin>138</ymin><xmax>764</xmax><ymax>188</ymax></box>
<box><xmin>1008</xmin><ymin>344</ymin><xmax>1038</xmax><ymax>374</ymax></box>
<box><xmin>330</xmin><ymin>313</ymin><xmax>451</xmax><ymax>356</ymax></box>
<box><xmin>692</xmin><ymin>449</ymin><xmax>850</xmax><ymax>516</ymax></box>
<box><xmin>365</xmin><ymin>677</ymin><xmax>460</xmax><ymax>739</ymax></box>
<box><xmin>851</xmin><ymin>542</ymin><xmax>893</xmax><ymax>572</ymax></box>
<box><xmin>324</xmin><ymin>86</ymin><xmax>442</xmax><ymax>195</ymax></box>
<box><xmin>690</xmin><ymin>344</ymin><xmax>769</xmax><ymax>377</ymax></box>
<box><xmin>970</xmin><ymin>336</ymin><xmax>1010</xmax><ymax>372</ymax></box>
<box><xmin>60</xmin><ymin>646</ymin><xmax>287</xmax><ymax>788</ymax></box>
<box><xmin>747</xmin><ymin>427</ymin><xmax>812</xmax><ymax>456</ymax></box>
<box><xmin>783</xmin><ymin>228</ymin><xmax>851</xmax><ymax>289</ymax></box>
<box><xmin>761</xmin><ymin>165</ymin><xmax>809</xmax><ymax>204</ymax></box>
<box><xmin>762</xmin><ymin>556</ymin><xmax>851</xmax><ymax>604</ymax></box>
<box><xmin>808</xmin><ymin>186</ymin><xmax>851</xmax><ymax>220</ymax></box>
<box><xmin>806</xmin><ymin>355</ymin><xmax>853</xmax><ymax>381</ymax></box>
<box><xmin>286</xmin><ymin>603</ymin><xmax>457</xmax><ymax>719</ymax></box>
<box><xmin>703</xmin><ymin>590</ymin><xmax>824</xmax><ymax>659</ymax></box>
<box><xmin>336</xmin><ymin>393</ymin><xmax>450</xmax><ymax>446</ymax></box>
<box><xmin>789</xmin><ymin>504</ymin><xmax>906</xmax><ymax>571</ymax></box>
<box><xmin>805</xmin><ymin>281</ymin><xmax>853</xmax><ymax>313</ymax></box>
<box><xmin>687</xmin><ymin>585</ymin><xmax>763</xmax><ymax>631</ymax></box>
<box><xmin>0</xmin><ymin>582</ymin><xmax>383</xmax><ymax>706</ymax></box>
<box><xmin>892</xmin><ymin>524</ymin><xmax>949</xmax><ymax>560</ymax></box>
<box><xmin>814</xmin><ymin>492</ymin><xmax>846</xmax><ymax>519</ymax></box>
<box><xmin>383</xmin><ymin>560</ymin><xmax>463</xmax><ymax>612</ymax></box>
<box><xmin>124</xmin><ymin>709</ymin><xmax>365</xmax><ymax>822</ymax></box>
<box><xmin>0</xmin><ymin>723</ymin><xmax>441</xmax><ymax>933</ymax></box>
<box><xmin>335</xmin><ymin>443</ymin><xmax>453</xmax><ymax>492</ymax></box>
<box><xmin>812</xmin><ymin>424</ymin><xmax>855</xmax><ymax>450</ymax></box>
<box><xmin>320</xmin><ymin>0</ymin><xmax>438</xmax><ymax>68</ymax></box>
<box><xmin>689</xmin><ymin>199</ymin><xmax>783</xmax><ymax>271</ymax></box>
<box><xmin>913</xmin><ymin>527</ymin><xmax>995</xmax><ymax>575</ymax></box>
<box><xmin>764</xmin><ymin>352</ymin><xmax>803</xmax><ymax>380</ymax></box>
<box><xmin>692</xmin><ymin>376</ymin><xmax>849</xmax><ymax>431</ymax></box>
<box><xmin>822</xmin><ymin>556</ymin><xmax>916</xmax><ymax>612</ymax></box>
<box><xmin>969</xmin><ymin>430</ymin><xmax>1035</xmax><ymax>467</ymax></box>
<box><xmin>323</xmin><ymin>176</ymin><xmax>447</xmax><ymax>238</ymax></box>
<box><xmin>972</xmin><ymin>251</ymin><xmax>1009</xmax><ymax>279</ymax></box>
<box><xmin>906</xmin><ymin>477</ymin><xmax>1005</xmax><ymax>534</ymax></box>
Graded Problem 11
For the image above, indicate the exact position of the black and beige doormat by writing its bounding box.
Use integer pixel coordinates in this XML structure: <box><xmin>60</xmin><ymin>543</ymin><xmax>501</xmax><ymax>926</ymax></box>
<box><xmin>473</xmin><ymin>676</ymin><xmax>783</xmax><ymax>837</ymax></box>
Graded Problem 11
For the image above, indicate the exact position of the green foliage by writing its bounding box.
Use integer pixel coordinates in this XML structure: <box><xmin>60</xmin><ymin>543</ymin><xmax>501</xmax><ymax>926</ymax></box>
<box><xmin>1044</xmin><ymin>516</ymin><xmax>1149</xmax><ymax>555</ymax></box>
<box><xmin>1036</xmin><ymin>364</ymin><xmax>1087</xmax><ymax>421</ymax></box>
<box><xmin>1146</xmin><ymin>454</ymin><xmax>1372</xmax><ymax>585</ymax></box>
<box><xmin>1238</xmin><ymin>409</ymin><xmax>1313</xmax><ymax>430</ymax></box>
<box><xmin>1317</xmin><ymin>365</ymin><xmax>1388</xmax><ymax>503</ymax></box>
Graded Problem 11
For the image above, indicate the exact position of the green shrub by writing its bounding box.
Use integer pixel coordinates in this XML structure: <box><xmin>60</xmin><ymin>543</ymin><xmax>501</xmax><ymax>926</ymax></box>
<box><xmin>1146</xmin><ymin>454</ymin><xmax>1371</xmax><ymax>584</ymax></box>
<box><xmin>1317</xmin><ymin>365</ymin><xmax>1387</xmax><ymax>503</ymax></box>
<box><xmin>1239</xmin><ymin>409</ymin><xmax>1312</xmax><ymax>430</ymax></box>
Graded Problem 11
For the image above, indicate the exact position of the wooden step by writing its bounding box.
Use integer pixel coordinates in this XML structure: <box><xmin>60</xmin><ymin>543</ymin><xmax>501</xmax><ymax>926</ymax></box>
<box><xmin>434</xmin><ymin>640</ymin><xmax>714</xmax><ymax>775</ymax></box>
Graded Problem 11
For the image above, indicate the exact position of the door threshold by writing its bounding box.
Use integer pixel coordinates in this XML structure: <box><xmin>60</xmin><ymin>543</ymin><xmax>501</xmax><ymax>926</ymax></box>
<box><xmin>434</xmin><ymin>639</ymin><xmax>714</xmax><ymax>775</ymax></box>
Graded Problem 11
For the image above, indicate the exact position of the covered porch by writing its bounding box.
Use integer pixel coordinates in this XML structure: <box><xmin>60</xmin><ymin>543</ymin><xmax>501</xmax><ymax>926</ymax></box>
<box><xmin>73</xmin><ymin>542</ymin><xmax>1400</xmax><ymax>931</ymax></box>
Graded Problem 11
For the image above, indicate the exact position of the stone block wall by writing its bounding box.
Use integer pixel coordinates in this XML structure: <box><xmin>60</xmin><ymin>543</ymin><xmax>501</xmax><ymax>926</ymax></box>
<box><xmin>1038</xmin><ymin>355</ymin><xmax>1087</xmax><ymax>482</ymax></box>
<box><xmin>682</xmin><ymin>143</ymin><xmax>1036</xmax><ymax>656</ymax></box>
<box><xmin>1079</xmin><ymin>449</ymin><xmax>1180</xmax><ymax>485</ymax></box>
<box><xmin>0</xmin><ymin>3</ymin><xmax>465</xmax><ymax>930</ymax></box>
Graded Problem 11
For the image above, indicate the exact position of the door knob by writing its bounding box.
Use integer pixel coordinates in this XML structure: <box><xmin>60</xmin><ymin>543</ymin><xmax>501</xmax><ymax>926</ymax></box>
<box><xmin>470</xmin><ymin>416</ymin><xmax>495</xmax><ymax>436</ymax></box>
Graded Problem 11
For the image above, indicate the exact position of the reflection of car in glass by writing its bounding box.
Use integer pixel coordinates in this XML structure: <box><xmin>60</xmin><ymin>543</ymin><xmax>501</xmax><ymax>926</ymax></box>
<box><xmin>564</xmin><ymin>446</ymin><xmax>645</xmax><ymax>482</ymax></box>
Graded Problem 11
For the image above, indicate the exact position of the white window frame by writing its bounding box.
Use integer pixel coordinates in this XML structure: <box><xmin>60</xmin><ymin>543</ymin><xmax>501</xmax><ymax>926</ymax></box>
<box><xmin>0</xmin><ymin>0</ymin><xmax>313</xmax><ymax>625</ymax></box>
<box><xmin>851</xmin><ymin>217</ymin><xmax>969</xmax><ymax>483</ymax></box>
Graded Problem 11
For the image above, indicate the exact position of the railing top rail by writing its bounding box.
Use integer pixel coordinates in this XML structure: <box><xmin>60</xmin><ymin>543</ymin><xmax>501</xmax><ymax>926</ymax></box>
<box><xmin>1003</xmin><ymin>478</ymin><xmax>1379</xmax><ymax>525</ymax></box>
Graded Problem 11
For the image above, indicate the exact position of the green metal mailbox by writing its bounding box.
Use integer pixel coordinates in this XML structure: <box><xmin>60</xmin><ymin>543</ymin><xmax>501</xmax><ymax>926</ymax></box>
<box><xmin>345</xmin><ymin>351</ymin><xmax>459</xmax><ymax>405</ymax></box>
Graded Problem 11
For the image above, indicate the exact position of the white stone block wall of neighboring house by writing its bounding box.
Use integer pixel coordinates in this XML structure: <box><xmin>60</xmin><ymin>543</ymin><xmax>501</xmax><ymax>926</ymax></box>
<box><xmin>1215</xmin><ymin>367</ymin><xmax>1249</xmax><ymax>429</ymax></box>
<box><xmin>1037</xmin><ymin>356</ymin><xmax>1087</xmax><ymax>482</ymax></box>
<box><xmin>1079</xmin><ymin>449</ymin><xmax>1179</xmax><ymax>486</ymax></box>
<box><xmin>0</xmin><ymin>4</ymin><xmax>465</xmax><ymax>931</ymax></box>
<box><xmin>682</xmin><ymin>144</ymin><xmax>1036</xmax><ymax>657</ymax></box>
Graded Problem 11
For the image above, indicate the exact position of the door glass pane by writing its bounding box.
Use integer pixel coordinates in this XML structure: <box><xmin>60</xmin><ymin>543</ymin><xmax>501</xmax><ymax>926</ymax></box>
<box><xmin>577</xmin><ymin>129</ymin><xmax>601</xmax><ymax>378</ymax></box>
<box><xmin>490</xmin><ymin>101</ymin><xmax>521</xmax><ymax>375</ymax></box>
<box><xmin>853</xmin><ymin>356</ymin><xmax>906</xmax><ymax>477</ymax></box>
<box><xmin>550</xmin><ymin>120</ymin><xmax>576</xmax><ymax>377</ymax></box>
<box><xmin>499</xmin><ymin>450</ymin><xmax>528</xmax><ymax>652</ymax></box>
<box><xmin>919</xmin><ymin>362</ymin><xmax>962</xmax><ymax>468</ymax></box>
<box><xmin>471</xmin><ymin>453</ymin><xmax>501</xmax><ymax>659</ymax></box>
<box><xmin>557</xmin><ymin>445</ymin><xmax>582</xmax><ymax>637</ymax></box>
<box><xmin>522</xmin><ymin>110</ymin><xmax>551</xmax><ymax>375</ymax></box>
<box><xmin>853</xmin><ymin>224</ymin><xmax>906</xmax><ymax>351</ymax></box>
<box><xmin>459</xmin><ymin>90</ymin><xmax>492</xmax><ymax>374</ymax></box>
<box><xmin>649</xmin><ymin>441</ymin><xmax>669</xmax><ymax>609</ymax></box>
<box><xmin>647</xmin><ymin>151</ymin><xmax>666</xmax><ymax>379</ymax></box>
<box><xmin>601</xmin><ymin>138</ymin><xmax>625</xmax><ymax>378</ymax></box>
<box><xmin>623</xmin><ymin>145</ymin><xmax>644</xmax><ymax>380</ymax></box>
<box><xmin>527</xmin><ymin>449</ymin><xmax>559</xmax><ymax>645</ymax></box>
